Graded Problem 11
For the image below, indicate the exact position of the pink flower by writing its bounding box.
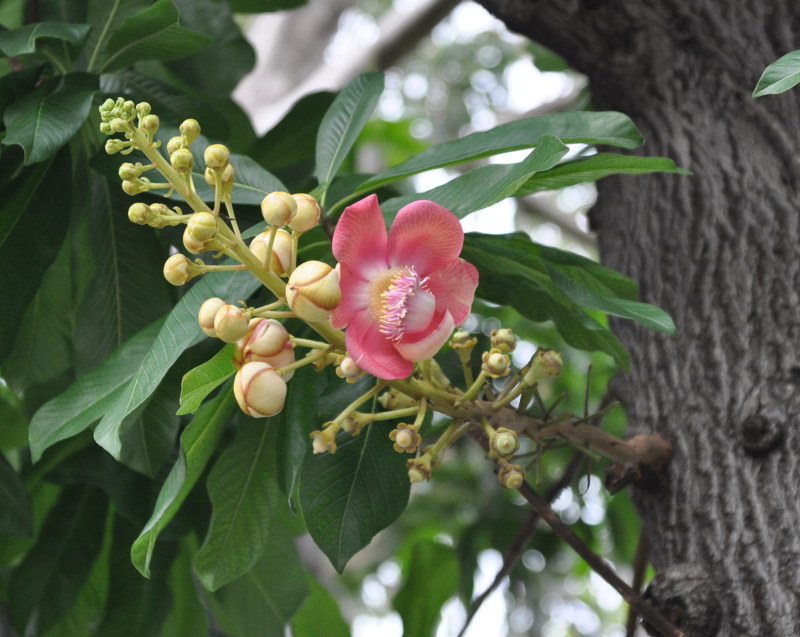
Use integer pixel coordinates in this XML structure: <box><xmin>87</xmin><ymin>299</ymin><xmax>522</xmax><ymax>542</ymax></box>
<box><xmin>331</xmin><ymin>195</ymin><xmax>479</xmax><ymax>379</ymax></box>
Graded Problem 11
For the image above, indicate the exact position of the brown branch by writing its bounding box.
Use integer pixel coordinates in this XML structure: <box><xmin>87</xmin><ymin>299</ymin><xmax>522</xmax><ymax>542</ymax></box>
<box><xmin>626</xmin><ymin>530</ymin><xmax>652</xmax><ymax>637</ymax></box>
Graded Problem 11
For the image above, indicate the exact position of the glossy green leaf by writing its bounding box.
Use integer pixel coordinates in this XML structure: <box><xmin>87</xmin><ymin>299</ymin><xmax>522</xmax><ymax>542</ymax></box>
<box><xmin>229</xmin><ymin>0</ymin><xmax>307</xmax><ymax>11</ymax></box>
<box><xmin>753</xmin><ymin>50</ymin><xmax>800</xmax><ymax>97</ymax></box>
<box><xmin>393</xmin><ymin>539</ymin><xmax>459</xmax><ymax>637</ymax></box>
<box><xmin>178</xmin><ymin>344</ymin><xmax>236</xmax><ymax>415</ymax></box>
<box><xmin>209</xmin><ymin>515</ymin><xmax>309</xmax><ymax>637</ymax></box>
<box><xmin>8</xmin><ymin>485</ymin><xmax>107</xmax><ymax>635</ymax></box>
<box><xmin>92</xmin><ymin>268</ymin><xmax>260</xmax><ymax>461</ymax></box>
<box><xmin>85</xmin><ymin>0</ymin><xmax>151</xmax><ymax>72</ymax></box>
<box><xmin>0</xmin><ymin>383</ymin><xmax>28</xmax><ymax>451</ymax></box>
<box><xmin>194</xmin><ymin>415</ymin><xmax>276</xmax><ymax>591</ymax></box>
<box><xmin>291</xmin><ymin>576</ymin><xmax>350</xmax><ymax>637</ymax></box>
<box><xmin>516</xmin><ymin>153</ymin><xmax>688</xmax><ymax>195</ymax></box>
<box><xmin>0</xmin><ymin>22</ymin><xmax>90</xmax><ymax>56</ymax></box>
<box><xmin>2</xmin><ymin>73</ymin><xmax>97</xmax><ymax>165</ymax></box>
<box><xmin>381</xmin><ymin>135</ymin><xmax>568</xmax><ymax>220</ymax></box>
<box><xmin>132</xmin><ymin>386</ymin><xmax>237</xmax><ymax>577</ymax></box>
<box><xmin>160</xmin><ymin>540</ymin><xmax>210</xmax><ymax>637</ymax></box>
<box><xmin>0</xmin><ymin>455</ymin><xmax>32</xmax><ymax>537</ymax></box>
<box><xmin>299</xmin><ymin>423</ymin><xmax>411</xmax><ymax>573</ymax></box>
<box><xmin>528</xmin><ymin>41</ymin><xmax>570</xmax><ymax>72</ymax></box>
<box><xmin>355</xmin><ymin>111</ymin><xmax>644</xmax><ymax>193</ymax></box>
<box><xmin>97</xmin><ymin>0</ymin><xmax>212</xmax><ymax>73</ymax></box>
<box><xmin>314</xmin><ymin>72</ymin><xmax>384</xmax><ymax>196</ymax></box>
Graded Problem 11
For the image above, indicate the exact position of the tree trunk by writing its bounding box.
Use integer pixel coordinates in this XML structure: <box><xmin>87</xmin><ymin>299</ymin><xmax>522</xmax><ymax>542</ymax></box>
<box><xmin>475</xmin><ymin>1</ymin><xmax>800</xmax><ymax>634</ymax></box>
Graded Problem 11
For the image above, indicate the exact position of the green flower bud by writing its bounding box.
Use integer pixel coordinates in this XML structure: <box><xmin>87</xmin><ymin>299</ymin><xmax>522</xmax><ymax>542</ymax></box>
<box><xmin>491</xmin><ymin>427</ymin><xmax>519</xmax><ymax>458</ymax></box>
<box><xmin>261</xmin><ymin>191</ymin><xmax>297</xmax><ymax>227</ymax></box>
<box><xmin>170</xmin><ymin>148</ymin><xmax>194</xmax><ymax>174</ymax></box>
<box><xmin>121</xmin><ymin>179</ymin><xmax>144</xmax><ymax>196</ymax></box>
<box><xmin>110</xmin><ymin>118</ymin><xmax>128</xmax><ymax>133</ymax></box>
<box><xmin>450</xmin><ymin>329</ymin><xmax>478</xmax><ymax>351</ymax></box>
<box><xmin>187</xmin><ymin>212</ymin><xmax>218</xmax><ymax>242</ymax></box>
<box><xmin>118</xmin><ymin>162</ymin><xmax>140</xmax><ymax>181</ymax></box>
<box><xmin>136</xmin><ymin>102</ymin><xmax>151</xmax><ymax>118</ymax></box>
<box><xmin>523</xmin><ymin>348</ymin><xmax>563</xmax><ymax>386</ymax></box>
<box><xmin>123</xmin><ymin>100</ymin><xmax>135</xmax><ymax>113</ymax></box>
<box><xmin>179</xmin><ymin>118</ymin><xmax>201</xmax><ymax>143</ymax></box>
<box><xmin>104</xmin><ymin>139</ymin><xmax>127</xmax><ymax>154</ymax></box>
<box><xmin>491</xmin><ymin>328</ymin><xmax>517</xmax><ymax>352</ymax></box>
<box><xmin>288</xmin><ymin>193</ymin><xmax>321</xmax><ymax>232</ymax></box>
<box><xmin>204</xmin><ymin>143</ymin><xmax>230</xmax><ymax>169</ymax></box>
<box><xmin>128</xmin><ymin>202</ymin><xmax>154</xmax><ymax>225</ymax></box>
<box><xmin>214</xmin><ymin>304</ymin><xmax>249</xmax><ymax>344</ymax></box>
<box><xmin>234</xmin><ymin>361</ymin><xmax>287</xmax><ymax>418</ymax></box>
<box><xmin>182</xmin><ymin>227</ymin><xmax>207</xmax><ymax>254</ymax></box>
<box><xmin>99</xmin><ymin>122</ymin><xmax>113</xmax><ymax>135</ymax></box>
<box><xmin>163</xmin><ymin>253</ymin><xmax>195</xmax><ymax>286</ymax></box>
<box><xmin>167</xmin><ymin>136</ymin><xmax>183</xmax><ymax>155</ymax></box>
<box><xmin>286</xmin><ymin>260</ymin><xmax>341</xmax><ymax>322</ymax></box>
<box><xmin>198</xmin><ymin>297</ymin><xmax>226</xmax><ymax>337</ymax></box>
<box><xmin>482</xmin><ymin>348</ymin><xmax>510</xmax><ymax>378</ymax></box>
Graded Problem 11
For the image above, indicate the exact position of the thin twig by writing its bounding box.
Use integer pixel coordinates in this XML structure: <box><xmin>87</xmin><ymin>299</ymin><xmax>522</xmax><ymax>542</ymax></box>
<box><xmin>626</xmin><ymin>530</ymin><xmax>651</xmax><ymax>637</ymax></box>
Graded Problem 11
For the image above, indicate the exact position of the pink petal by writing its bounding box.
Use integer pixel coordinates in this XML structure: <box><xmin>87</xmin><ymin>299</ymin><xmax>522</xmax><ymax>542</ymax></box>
<box><xmin>331</xmin><ymin>265</ymin><xmax>372</xmax><ymax>329</ymax></box>
<box><xmin>387</xmin><ymin>200</ymin><xmax>464</xmax><ymax>273</ymax></box>
<box><xmin>332</xmin><ymin>194</ymin><xmax>389</xmax><ymax>278</ymax></box>
<box><xmin>426</xmin><ymin>258</ymin><xmax>479</xmax><ymax>326</ymax></box>
<box><xmin>394</xmin><ymin>310</ymin><xmax>455</xmax><ymax>362</ymax></box>
<box><xmin>346</xmin><ymin>308</ymin><xmax>413</xmax><ymax>380</ymax></box>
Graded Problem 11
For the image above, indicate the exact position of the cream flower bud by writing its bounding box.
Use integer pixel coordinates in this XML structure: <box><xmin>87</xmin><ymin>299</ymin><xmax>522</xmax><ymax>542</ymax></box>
<box><xmin>286</xmin><ymin>260</ymin><xmax>341</xmax><ymax>322</ymax></box>
<box><xmin>261</xmin><ymin>191</ymin><xmax>297</xmax><ymax>227</ymax></box>
<box><xmin>220</xmin><ymin>163</ymin><xmax>235</xmax><ymax>185</ymax></box>
<box><xmin>179</xmin><ymin>118</ymin><xmax>201</xmax><ymax>142</ymax></box>
<box><xmin>198</xmin><ymin>297</ymin><xmax>226</xmax><ymax>337</ymax></box>
<box><xmin>187</xmin><ymin>212</ymin><xmax>218</xmax><ymax>242</ymax></box>
<box><xmin>407</xmin><ymin>455</ymin><xmax>434</xmax><ymax>483</ymax></box>
<box><xmin>140</xmin><ymin>114</ymin><xmax>159</xmax><ymax>134</ymax></box>
<box><xmin>182</xmin><ymin>227</ymin><xmax>207</xmax><ymax>254</ymax></box>
<box><xmin>497</xmin><ymin>462</ymin><xmax>526</xmax><ymax>490</ymax></box>
<box><xmin>204</xmin><ymin>144</ymin><xmax>230</xmax><ymax>169</ymax></box>
<box><xmin>249</xmin><ymin>229</ymin><xmax>292</xmax><ymax>276</ymax></box>
<box><xmin>336</xmin><ymin>356</ymin><xmax>363</xmax><ymax>382</ymax></box>
<box><xmin>389</xmin><ymin>424</ymin><xmax>421</xmax><ymax>454</ymax></box>
<box><xmin>523</xmin><ymin>348</ymin><xmax>563</xmax><ymax>386</ymax></box>
<box><xmin>482</xmin><ymin>348</ymin><xmax>510</xmax><ymax>378</ymax></box>
<box><xmin>167</xmin><ymin>136</ymin><xmax>183</xmax><ymax>155</ymax></box>
<box><xmin>214</xmin><ymin>304</ymin><xmax>249</xmax><ymax>343</ymax></box>
<box><xmin>310</xmin><ymin>426</ymin><xmax>337</xmax><ymax>454</ymax></box>
<box><xmin>288</xmin><ymin>193</ymin><xmax>321</xmax><ymax>232</ymax></box>
<box><xmin>163</xmin><ymin>254</ymin><xmax>195</xmax><ymax>286</ymax></box>
<box><xmin>450</xmin><ymin>329</ymin><xmax>478</xmax><ymax>351</ymax></box>
<box><xmin>234</xmin><ymin>361</ymin><xmax>287</xmax><ymax>418</ymax></box>
<box><xmin>491</xmin><ymin>328</ymin><xmax>517</xmax><ymax>352</ymax></box>
<box><xmin>128</xmin><ymin>202</ymin><xmax>153</xmax><ymax>225</ymax></box>
<box><xmin>171</xmin><ymin>148</ymin><xmax>194</xmax><ymax>174</ymax></box>
<box><xmin>241</xmin><ymin>318</ymin><xmax>291</xmax><ymax>359</ymax></box>
<box><xmin>491</xmin><ymin>428</ymin><xmax>519</xmax><ymax>458</ymax></box>
<box><xmin>121</xmin><ymin>179</ymin><xmax>143</xmax><ymax>196</ymax></box>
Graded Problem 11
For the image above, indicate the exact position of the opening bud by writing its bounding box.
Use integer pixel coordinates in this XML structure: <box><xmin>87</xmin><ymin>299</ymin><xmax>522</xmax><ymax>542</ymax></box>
<box><xmin>286</xmin><ymin>260</ymin><xmax>341</xmax><ymax>322</ymax></box>
<box><xmin>261</xmin><ymin>191</ymin><xmax>297</xmax><ymax>227</ymax></box>
<box><xmin>179</xmin><ymin>118</ymin><xmax>201</xmax><ymax>142</ymax></box>
<box><xmin>167</xmin><ymin>136</ymin><xmax>183</xmax><ymax>155</ymax></box>
<box><xmin>310</xmin><ymin>426</ymin><xmax>338</xmax><ymax>454</ymax></box>
<box><xmin>234</xmin><ymin>361</ymin><xmax>287</xmax><ymax>418</ymax></box>
<box><xmin>336</xmin><ymin>356</ymin><xmax>364</xmax><ymax>383</ymax></box>
<box><xmin>198</xmin><ymin>297</ymin><xmax>227</xmax><ymax>337</ymax></box>
<box><xmin>204</xmin><ymin>144</ymin><xmax>230</xmax><ymax>169</ymax></box>
<box><xmin>183</xmin><ymin>227</ymin><xmax>208</xmax><ymax>254</ymax></box>
<box><xmin>491</xmin><ymin>328</ymin><xmax>517</xmax><ymax>352</ymax></box>
<box><xmin>140</xmin><ymin>114</ymin><xmax>159</xmax><ymax>134</ymax></box>
<box><xmin>170</xmin><ymin>148</ymin><xmax>194</xmax><ymax>174</ymax></box>
<box><xmin>389</xmin><ymin>424</ymin><xmax>422</xmax><ymax>454</ymax></box>
<box><xmin>235</xmin><ymin>319</ymin><xmax>294</xmax><ymax>378</ymax></box>
<box><xmin>214</xmin><ymin>304</ymin><xmax>249</xmax><ymax>343</ymax></box>
<box><xmin>187</xmin><ymin>212</ymin><xmax>218</xmax><ymax>242</ymax></box>
<box><xmin>288</xmin><ymin>193</ymin><xmax>321</xmax><ymax>233</ymax></box>
<box><xmin>128</xmin><ymin>202</ymin><xmax>155</xmax><ymax>225</ymax></box>
<box><xmin>407</xmin><ymin>454</ymin><xmax>436</xmax><ymax>483</ymax></box>
<box><xmin>482</xmin><ymin>348</ymin><xmax>510</xmax><ymax>378</ymax></box>
<box><xmin>497</xmin><ymin>461</ymin><xmax>526</xmax><ymax>490</ymax></box>
<box><xmin>491</xmin><ymin>428</ymin><xmax>519</xmax><ymax>458</ymax></box>
<box><xmin>523</xmin><ymin>348</ymin><xmax>563</xmax><ymax>386</ymax></box>
<box><xmin>249</xmin><ymin>229</ymin><xmax>292</xmax><ymax>276</ymax></box>
<box><xmin>163</xmin><ymin>254</ymin><xmax>196</xmax><ymax>286</ymax></box>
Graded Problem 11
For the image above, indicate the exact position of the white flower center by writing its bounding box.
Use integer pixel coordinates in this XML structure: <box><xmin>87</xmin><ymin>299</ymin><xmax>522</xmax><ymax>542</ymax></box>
<box><xmin>372</xmin><ymin>266</ymin><xmax>435</xmax><ymax>342</ymax></box>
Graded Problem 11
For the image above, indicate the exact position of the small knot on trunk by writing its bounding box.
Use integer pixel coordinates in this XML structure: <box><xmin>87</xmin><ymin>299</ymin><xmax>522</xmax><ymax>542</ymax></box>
<box><xmin>642</xmin><ymin>562</ymin><xmax>720</xmax><ymax>636</ymax></box>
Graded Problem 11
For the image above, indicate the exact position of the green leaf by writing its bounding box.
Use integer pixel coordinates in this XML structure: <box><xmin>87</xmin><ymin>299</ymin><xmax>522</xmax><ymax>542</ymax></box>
<box><xmin>8</xmin><ymin>485</ymin><xmax>107</xmax><ymax>635</ymax></box>
<box><xmin>132</xmin><ymin>387</ymin><xmax>237</xmax><ymax>577</ymax></box>
<box><xmin>0</xmin><ymin>455</ymin><xmax>32</xmax><ymax>537</ymax></box>
<box><xmin>229</xmin><ymin>0</ymin><xmax>307</xmax><ymax>11</ymax></box>
<box><xmin>380</xmin><ymin>135</ymin><xmax>568</xmax><ymax>221</ymax></box>
<box><xmin>178</xmin><ymin>344</ymin><xmax>236</xmax><ymax>415</ymax></box>
<box><xmin>299</xmin><ymin>423</ymin><xmax>411</xmax><ymax>573</ymax></box>
<box><xmin>209</xmin><ymin>515</ymin><xmax>309</xmax><ymax>637</ymax></box>
<box><xmin>28</xmin><ymin>319</ymin><xmax>162</xmax><ymax>463</ymax></box>
<box><xmin>2</xmin><ymin>72</ymin><xmax>97</xmax><ymax>164</ymax></box>
<box><xmin>160</xmin><ymin>540</ymin><xmax>210</xmax><ymax>637</ymax></box>
<box><xmin>393</xmin><ymin>539</ymin><xmax>459</xmax><ymax>637</ymax></box>
<box><xmin>85</xmin><ymin>0</ymin><xmax>151</xmax><ymax>73</ymax></box>
<box><xmin>291</xmin><ymin>576</ymin><xmax>350</xmax><ymax>637</ymax></box>
<box><xmin>314</xmin><ymin>72</ymin><xmax>384</xmax><ymax>196</ymax></box>
<box><xmin>753</xmin><ymin>50</ymin><xmax>800</xmax><ymax>97</ymax></box>
<box><xmin>194</xmin><ymin>415</ymin><xmax>277</xmax><ymax>591</ymax></box>
<box><xmin>0</xmin><ymin>383</ymin><xmax>28</xmax><ymax>451</ymax></box>
<box><xmin>355</xmin><ymin>111</ymin><xmax>644</xmax><ymax>193</ymax></box>
<box><xmin>97</xmin><ymin>0</ymin><xmax>212</xmax><ymax>73</ymax></box>
<box><xmin>516</xmin><ymin>153</ymin><xmax>689</xmax><ymax>195</ymax></box>
<box><xmin>92</xmin><ymin>268</ymin><xmax>260</xmax><ymax>461</ymax></box>
<box><xmin>0</xmin><ymin>22</ymin><xmax>90</xmax><ymax>56</ymax></box>
<box><xmin>528</xmin><ymin>40</ymin><xmax>570</xmax><ymax>72</ymax></box>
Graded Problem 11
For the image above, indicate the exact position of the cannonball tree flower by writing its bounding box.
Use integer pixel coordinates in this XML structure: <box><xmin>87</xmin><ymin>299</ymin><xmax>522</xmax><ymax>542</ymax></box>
<box><xmin>331</xmin><ymin>195</ymin><xmax>479</xmax><ymax>380</ymax></box>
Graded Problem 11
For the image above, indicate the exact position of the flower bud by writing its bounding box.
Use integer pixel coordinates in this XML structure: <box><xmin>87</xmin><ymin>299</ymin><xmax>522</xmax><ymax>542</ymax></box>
<box><xmin>187</xmin><ymin>212</ymin><xmax>218</xmax><ymax>242</ymax></box>
<box><xmin>179</xmin><ymin>118</ymin><xmax>201</xmax><ymax>142</ymax></box>
<box><xmin>198</xmin><ymin>297</ymin><xmax>227</xmax><ymax>337</ymax></box>
<box><xmin>182</xmin><ymin>227</ymin><xmax>207</xmax><ymax>254</ymax></box>
<box><xmin>407</xmin><ymin>455</ymin><xmax>435</xmax><ymax>483</ymax></box>
<box><xmin>163</xmin><ymin>254</ymin><xmax>195</xmax><ymax>286</ymax></box>
<box><xmin>378</xmin><ymin>388</ymin><xmax>417</xmax><ymax>410</ymax></box>
<box><xmin>220</xmin><ymin>163</ymin><xmax>235</xmax><ymax>185</ymax></box>
<box><xmin>167</xmin><ymin>136</ymin><xmax>183</xmax><ymax>155</ymax></box>
<box><xmin>104</xmin><ymin>139</ymin><xmax>127</xmax><ymax>154</ymax></box>
<box><xmin>99</xmin><ymin>122</ymin><xmax>113</xmax><ymax>135</ymax></box>
<box><xmin>170</xmin><ymin>148</ymin><xmax>194</xmax><ymax>174</ymax></box>
<box><xmin>523</xmin><ymin>348</ymin><xmax>563</xmax><ymax>386</ymax></box>
<box><xmin>450</xmin><ymin>329</ymin><xmax>478</xmax><ymax>351</ymax></box>
<box><xmin>118</xmin><ymin>162</ymin><xmax>140</xmax><ymax>181</ymax></box>
<box><xmin>140</xmin><ymin>114</ymin><xmax>159</xmax><ymax>134</ymax></box>
<box><xmin>288</xmin><ymin>193</ymin><xmax>321</xmax><ymax>233</ymax></box>
<box><xmin>204</xmin><ymin>143</ymin><xmax>230</xmax><ymax>169</ymax></box>
<box><xmin>491</xmin><ymin>428</ymin><xmax>519</xmax><ymax>458</ymax></box>
<box><xmin>389</xmin><ymin>424</ymin><xmax>421</xmax><ymax>454</ymax></box>
<box><xmin>310</xmin><ymin>426</ymin><xmax>337</xmax><ymax>454</ymax></box>
<box><xmin>214</xmin><ymin>304</ymin><xmax>249</xmax><ymax>343</ymax></box>
<box><xmin>121</xmin><ymin>179</ymin><xmax>144</xmax><ymax>196</ymax></box>
<box><xmin>336</xmin><ymin>356</ymin><xmax>364</xmax><ymax>383</ymax></box>
<box><xmin>491</xmin><ymin>328</ymin><xmax>517</xmax><ymax>352</ymax></box>
<box><xmin>497</xmin><ymin>461</ymin><xmax>526</xmax><ymax>490</ymax></box>
<box><xmin>234</xmin><ymin>361</ymin><xmax>287</xmax><ymax>418</ymax></box>
<box><xmin>482</xmin><ymin>348</ymin><xmax>510</xmax><ymax>378</ymax></box>
<box><xmin>261</xmin><ymin>191</ymin><xmax>297</xmax><ymax>227</ymax></box>
<box><xmin>110</xmin><ymin>117</ymin><xmax>128</xmax><ymax>133</ymax></box>
<box><xmin>239</xmin><ymin>318</ymin><xmax>291</xmax><ymax>359</ymax></box>
<box><xmin>286</xmin><ymin>260</ymin><xmax>341</xmax><ymax>322</ymax></box>
<box><xmin>249</xmin><ymin>229</ymin><xmax>292</xmax><ymax>276</ymax></box>
<box><xmin>128</xmin><ymin>202</ymin><xmax>154</xmax><ymax>225</ymax></box>
<box><xmin>136</xmin><ymin>102</ymin><xmax>151</xmax><ymax>118</ymax></box>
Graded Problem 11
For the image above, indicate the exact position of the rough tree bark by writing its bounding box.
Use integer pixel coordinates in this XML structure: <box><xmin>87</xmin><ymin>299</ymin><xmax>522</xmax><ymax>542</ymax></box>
<box><xmin>474</xmin><ymin>1</ymin><xmax>800</xmax><ymax>635</ymax></box>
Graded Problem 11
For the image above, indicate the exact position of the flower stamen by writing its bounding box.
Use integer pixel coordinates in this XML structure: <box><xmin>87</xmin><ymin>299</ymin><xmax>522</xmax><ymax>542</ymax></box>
<box><xmin>378</xmin><ymin>266</ymin><xmax>434</xmax><ymax>342</ymax></box>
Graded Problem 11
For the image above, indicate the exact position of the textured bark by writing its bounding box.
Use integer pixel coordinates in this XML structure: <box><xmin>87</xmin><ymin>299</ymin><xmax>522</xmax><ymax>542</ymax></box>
<box><xmin>474</xmin><ymin>1</ymin><xmax>800</xmax><ymax>635</ymax></box>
